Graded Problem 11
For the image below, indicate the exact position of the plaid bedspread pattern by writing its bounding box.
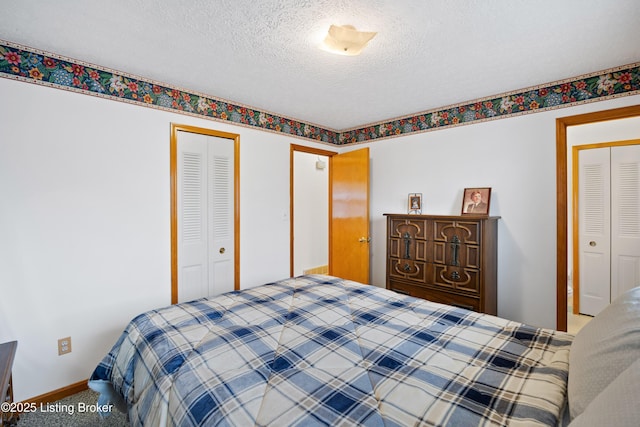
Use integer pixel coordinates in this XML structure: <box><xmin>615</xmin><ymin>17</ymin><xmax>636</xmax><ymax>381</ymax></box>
<box><xmin>90</xmin><ymin>275</ymin><xmax>571</xmax><ymax>426</ymax></box>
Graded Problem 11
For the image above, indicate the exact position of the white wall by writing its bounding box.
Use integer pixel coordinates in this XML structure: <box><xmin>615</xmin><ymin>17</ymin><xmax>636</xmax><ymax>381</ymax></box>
<box><xmin>293</xmin><ymin>152</ymin><xmax>329</xmax><ymax>275</ymax></box>
<box><xmin>359</xmin><ymin>96</ymin><xmax>640</xmax><ymax>329</ymax></box>
<box><xmin>568</xmin><ymin>117</ymin><xmax>640</xmax><ymax>145</ymax></box>
<box><xmin>1</xmin><ymin>75</ymin><xmax>639</xmax><ymax>400</ymax></box>
<box><xmin>0</xmin><ymin>78</ymin><xmax>330</xmax><ymax>401</ymax></box>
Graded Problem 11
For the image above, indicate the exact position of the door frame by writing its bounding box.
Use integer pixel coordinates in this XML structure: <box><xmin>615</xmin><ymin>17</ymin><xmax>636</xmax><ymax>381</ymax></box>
<box><xmin>170</xmin><ymin>123</ymin><xmax>240</xmax><ymax>304</ymax></box>
<box><xmin>571</xmin><ymin>139</ymin><xmax>640</xmax><ymax>315</ymax></box>
<box><xmin>290</xmin><ymin>144</ymin><xmax>337</xmax><ymax>277</ymax></box>
<box><xmin>556</xmin><ymin>104</ymin><xmax>640</xmax><ymax>331</ymax></box>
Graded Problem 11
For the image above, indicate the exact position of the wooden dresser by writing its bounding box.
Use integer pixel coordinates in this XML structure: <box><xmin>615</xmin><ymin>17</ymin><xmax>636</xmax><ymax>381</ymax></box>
<box><xmin>0</xmin><ymin>341</ymin><xmax>17</xmax><ymax>426</ymax></box>
<box><xmin>384</xmin><ymin>214</ymin><xmax>499</xmax><ymax>315</ymax></box>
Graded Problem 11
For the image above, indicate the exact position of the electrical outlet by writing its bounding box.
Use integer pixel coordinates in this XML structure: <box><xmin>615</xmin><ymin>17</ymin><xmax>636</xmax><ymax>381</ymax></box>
<box><xmin>58</xmin><ymin>337</ymin><xmax>72</xmax><ymax>355</ymax></box>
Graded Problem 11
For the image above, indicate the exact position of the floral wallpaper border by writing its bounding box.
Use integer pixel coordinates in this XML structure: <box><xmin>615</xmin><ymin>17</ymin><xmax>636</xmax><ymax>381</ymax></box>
<box><xmin>1</xmin><ymin>40</ymin><xmax>638</xmax><ymax>146</ymax></box>
<box><xmin>0</xmin><ymin>40</ymin><xmax>337</xmax><ymax>144</ymax></box>
<box><xmin>340</xmin><ymin>63</ymin><xmax>640</xmax><ymax>145</ymax></box>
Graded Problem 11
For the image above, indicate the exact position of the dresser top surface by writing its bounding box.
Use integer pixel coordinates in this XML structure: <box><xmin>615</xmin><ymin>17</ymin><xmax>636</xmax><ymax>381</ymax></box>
<box><xmin>384</xmin><ymin>213</ymin><xmax>501</xmax><ymax>220</ymax></box>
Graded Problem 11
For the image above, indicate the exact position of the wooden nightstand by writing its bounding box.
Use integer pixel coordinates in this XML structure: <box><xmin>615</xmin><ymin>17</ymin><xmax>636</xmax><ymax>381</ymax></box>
<box><xmin>0</xmin><ymin>341</ymin><xmax>18</xmax><ymax>426</ymax></box>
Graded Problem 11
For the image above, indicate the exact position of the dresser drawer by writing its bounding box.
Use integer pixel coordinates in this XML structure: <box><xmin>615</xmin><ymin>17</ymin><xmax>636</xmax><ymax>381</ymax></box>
<box><xmin>387</xmin><ymin>217</ymin><xmax>429</xmax><ymax>263</ymax></box>
<box><xmin>388</xmin><ymin>217</ymin><xmax>429</xmax><ymax>240</ymax></box>
<box><xmin>431</xmin><ymin>265</ymin><xmax>480</xmax><ymax>294</ymax></box>
<box><xmin>388</xmin><ymin>258</ymin><xmax>428</xmax><ymax>283</ymax></box>
<box><xmin>432</xmin><ymin>219</ymin><xmax>481</xmax><ymax>245</ymax></box>
<box><xmin>387</xmin><ymin>280</ymin><xmax>480</xmax><ymax>312</ymax></box>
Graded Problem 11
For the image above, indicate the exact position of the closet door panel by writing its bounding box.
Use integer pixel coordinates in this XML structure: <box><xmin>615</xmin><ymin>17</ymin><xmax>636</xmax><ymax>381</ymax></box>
<box><xmin>611</xmin><ymin>145</ymin><xmax>640</xmax><ymax>299</ymax></box>
<box><xmin>208</xmin><ymin>136</ymin><xmax>235</xmax><ymax>297</ymax></box>
<box><xmin>178</xmin><ymin>132</ymin><xmax>208</xmax><ymax>303</ymax></box>
<box><xmin>578</xmin><ymin>147</ymin><xmax>611</xmax><ymax>316</ymax></box>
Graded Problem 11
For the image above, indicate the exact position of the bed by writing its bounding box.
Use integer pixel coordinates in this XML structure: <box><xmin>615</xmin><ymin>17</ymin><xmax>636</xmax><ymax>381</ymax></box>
<box><xmin>88</xmin><ymin>275</ymin><xmax>639</xmax><ymax>426</ymax></box>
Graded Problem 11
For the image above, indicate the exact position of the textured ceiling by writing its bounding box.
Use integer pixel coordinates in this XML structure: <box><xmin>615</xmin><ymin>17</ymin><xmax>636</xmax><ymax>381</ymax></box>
<box><xmin>1</xmin><ymin>0</ymin><xmax>639</xmax><ymax>130</ymax></box>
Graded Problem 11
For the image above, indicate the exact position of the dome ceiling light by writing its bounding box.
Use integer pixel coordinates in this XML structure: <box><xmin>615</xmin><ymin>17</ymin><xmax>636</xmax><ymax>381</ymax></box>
<box><xmin>320</xmin><ymin>24</ymin><xmax>377</xmax><ymax>56</ymax></box>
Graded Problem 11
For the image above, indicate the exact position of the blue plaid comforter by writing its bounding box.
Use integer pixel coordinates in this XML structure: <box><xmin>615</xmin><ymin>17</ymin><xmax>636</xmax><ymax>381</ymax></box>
<box><xmin>89</xmin><ymin>275</ymin><xmax>571</xmax><ymax>426</ymax></box>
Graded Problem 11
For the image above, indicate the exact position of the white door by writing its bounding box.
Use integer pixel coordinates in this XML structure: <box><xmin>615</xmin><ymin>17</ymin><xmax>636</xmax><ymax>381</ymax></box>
<box><xmin>578</xmin><ymin>147</ymin><xmax>611</xmax><ymax>316</ymax></box>
<box><xmin>611</xmin><ymin>145</ymin><xmax>640</xmax><ymax>299</ymax></box>
<box><xmin>578</xmin><ymin>144</ymin><xmax>640</xmax><ymax>316</ymax></box>
<box><xmin>177</xmin><ymin>131</ymin><xmax>234</xmax><ymax>303</ymax></box>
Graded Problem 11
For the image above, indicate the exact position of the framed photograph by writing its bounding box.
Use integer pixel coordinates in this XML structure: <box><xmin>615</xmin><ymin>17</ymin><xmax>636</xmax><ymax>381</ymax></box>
<box><xmin>408</xmin><ymin>193</ymin><xmax>422</xmax><ymax>214</ymax></box>
<box><xmin>461</xmin><ymin>187</ymin><xmax>491</xmax><ymax>215</ymax></box>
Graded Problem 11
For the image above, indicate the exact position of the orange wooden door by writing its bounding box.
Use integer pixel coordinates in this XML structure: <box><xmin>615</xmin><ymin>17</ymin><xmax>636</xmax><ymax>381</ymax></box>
<box><xmin>330</xmin><ymin>148</ymin><xmax>370</xmax><ymax>284</ymax></box>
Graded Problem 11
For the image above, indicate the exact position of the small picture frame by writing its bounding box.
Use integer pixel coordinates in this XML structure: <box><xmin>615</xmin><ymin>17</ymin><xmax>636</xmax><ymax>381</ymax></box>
<box><xmin>461</xmin><ymin>188</ymin><xmax>491</xmax><ymax>215</ymax></box>
<box><xmin>408</xmin><ymin>193</ymin><xmax>422</xmax><ymax>214</ymax></box>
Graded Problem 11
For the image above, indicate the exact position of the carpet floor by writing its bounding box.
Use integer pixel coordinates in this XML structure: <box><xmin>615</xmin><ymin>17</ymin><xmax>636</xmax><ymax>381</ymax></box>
<box><xmin>17</xmin><ymin>389</ymin><xmax>129</xmax><ymax>426</ymax></box>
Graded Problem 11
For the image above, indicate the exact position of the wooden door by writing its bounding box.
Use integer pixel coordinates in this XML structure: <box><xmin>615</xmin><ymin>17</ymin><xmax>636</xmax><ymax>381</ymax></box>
<box><xmin>330</xmin><ymin>148</ymin><xmax>370</xmax><ymax>284</ymax></box>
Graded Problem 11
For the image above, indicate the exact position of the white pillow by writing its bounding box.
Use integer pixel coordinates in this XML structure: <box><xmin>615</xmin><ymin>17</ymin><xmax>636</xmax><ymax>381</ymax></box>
<box><xmin>569</xmin><ymin>357</ymin><xmax>640</xmax><ymax>426</ymax></box>
<box><xmin>568</xmin><ymin>286</ymin><xmax>640</xmax><ymax>419</ymax></box>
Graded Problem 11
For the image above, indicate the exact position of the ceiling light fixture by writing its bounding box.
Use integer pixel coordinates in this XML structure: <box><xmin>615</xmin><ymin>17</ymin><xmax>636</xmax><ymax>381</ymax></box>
<box><xmin>320</xmin><ymin>24</ymin><xmax>377</xmax><ymax>56</ymax></box>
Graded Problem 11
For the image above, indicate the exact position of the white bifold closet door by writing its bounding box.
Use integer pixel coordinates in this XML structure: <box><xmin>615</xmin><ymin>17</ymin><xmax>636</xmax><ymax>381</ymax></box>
<box><xmin>579</xmin><ymin>144</ymin><xmax>640</xmax><ymax>316</ymax></box>
<box><xmin>177</xmin><ymin>131</ymin><xmax>234</xmax><ymax>303</ymax></box>
<box><xmin>611</xmin><ymin>146</ymin><xmax>640</xmax><ymax>300</ymax></box>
